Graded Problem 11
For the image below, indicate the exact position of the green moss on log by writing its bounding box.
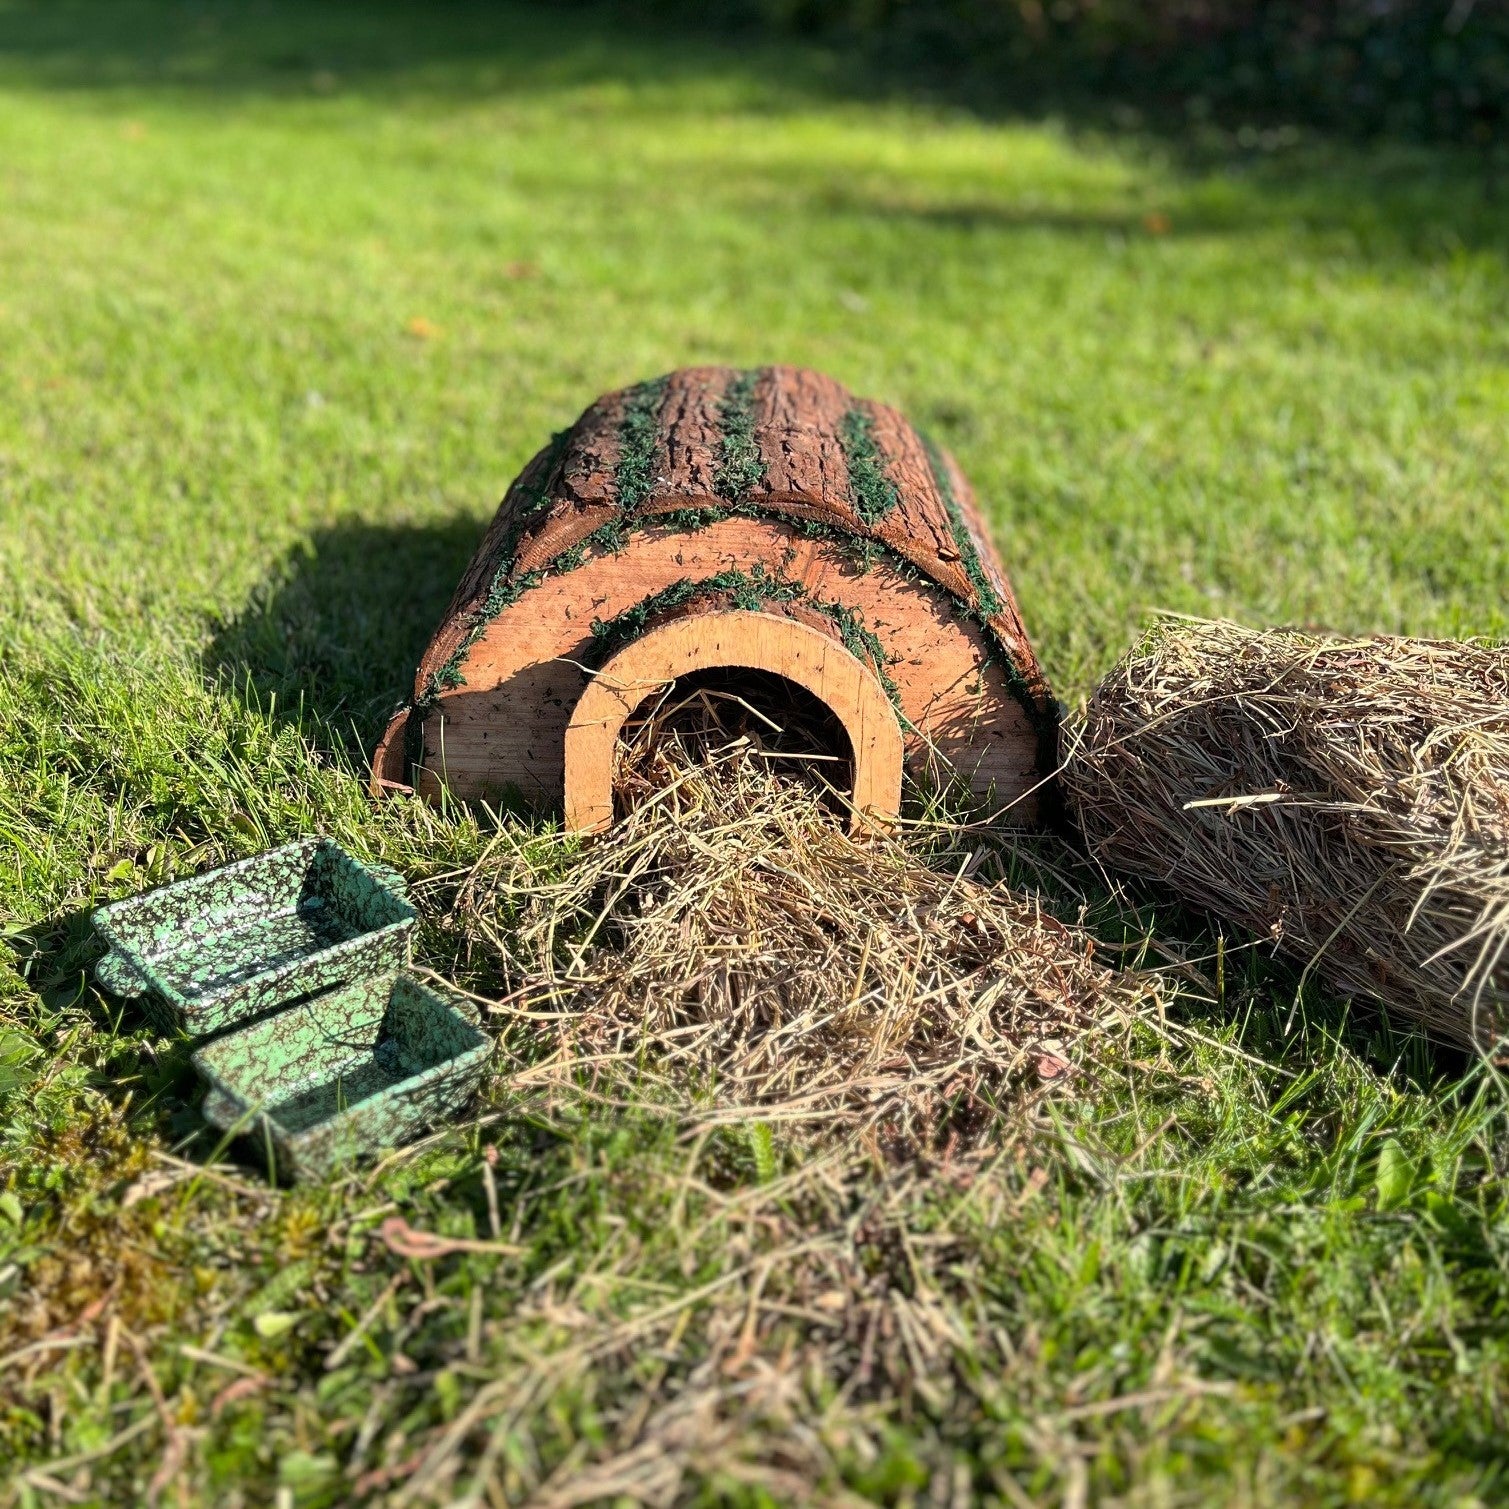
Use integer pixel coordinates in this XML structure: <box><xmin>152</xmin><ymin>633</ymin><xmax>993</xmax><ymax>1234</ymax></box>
<box><xmin>587</xmin><ymin>566</ymin><xmax>802</xmax><ymax>663</ymax></box>
<box><xmin>586</xmin><ymin>569</ymin><xmax>911</xmax><ymax>729</ymax></box>
<box><xmin>614</xmin><ymin>375</ymin><xmax>669</xmax><ymax>509</ymax></box>
<box><xmin>715</xmin><ymin>369</ymin><xmax>767</xmax><ymax>500</ymax></box>
<box><xmin>920</xmin><ymin>432</ymin><xmax>1004</xmax><ymax>619</ymax></box>
<box><xmin>839</xmin><ymin>408</ymin><xmax>900</xmax><ymax>525</ymax></box>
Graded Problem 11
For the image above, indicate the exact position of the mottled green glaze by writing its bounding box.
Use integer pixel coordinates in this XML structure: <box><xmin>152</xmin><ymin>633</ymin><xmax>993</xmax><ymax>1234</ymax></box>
<box><xmin>194</xmin><ymin>970</ymin><xmax>490</xmax><ymax>1183</ymax></box>
<box><xmin>92</xmin><ymin>841</ymin><xmax>488</xmax><ymax>1181</ymax></box>
<box><xmin>92</xmin><ymin>838</ymin><xmax>415</xmax><ymax>1037</ymax></box>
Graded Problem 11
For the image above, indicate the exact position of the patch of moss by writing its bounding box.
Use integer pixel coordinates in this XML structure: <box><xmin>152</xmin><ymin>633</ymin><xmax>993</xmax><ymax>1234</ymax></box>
<box><xmin>920</xmin><ymin>432</ymin><xmax>1005</xmax><ymax>619</ymax></box>
<box><xmin>586</xmin><ymin>568</ymin><xmax>913</xmax><ymax>730</ymax></box>
<box><xmin>793</xmin><ymin>515</ymin><xmax>883</xmax><ymax>571</ymax></box>
<box><xmin>715</xmin><ymin>369</ymin><xmax>766</xmax><ymax>500</ymax></box>
<box><xmin>587</xmin><ymin>565</ymin><xmax>802</xmax><ymax>664</ymax></box>
<box><xmin>586</xmin><ymin>517</ymin><xmax>631</xmax><ymax>556</ymax></box>
<box><xmin>839</xmin><ymin>408</ymin><xmax>900</xmax><ymax>525</ymax></box>
<box><xmin>646</xmin><ymin>505</ymin><xmax>730</xmax><ymax>534</ymax></box>
<box><xmin>615</xmin><ymin>375</ymin><xmax>669</xmax><ymax>509</ymax></box>
<box><xmin>425</xmin><ymin>573</ymin><xmax>542</xmax><ymax>702</ymax></box>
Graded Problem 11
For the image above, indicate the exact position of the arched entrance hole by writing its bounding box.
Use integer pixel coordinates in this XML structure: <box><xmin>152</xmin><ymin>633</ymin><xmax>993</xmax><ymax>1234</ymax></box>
<box><xmin>563</xmin><ymin>611</ymin><xmax>904</xmax><ymax>834</ymax></box>
<box><xmin>614</xmin><ymin>665</ymin><xmax>856</xmax><ymax>819</ymax></box>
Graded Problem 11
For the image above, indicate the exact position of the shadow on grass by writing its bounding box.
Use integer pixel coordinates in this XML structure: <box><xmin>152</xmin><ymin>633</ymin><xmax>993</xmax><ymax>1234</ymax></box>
<box><xmin>1090</xmin><ymin>886</ymin><xmax>1477</xmax><ymax>1097</ymax></box>
<box><xmin>1</xmin><ymin>0</ymin><xmax>1505</xmax><ymax>264</ymax></box>
<box><xmin>204</xmin><ymin>515</ymin><xmax>482</xmax><ymax>759</ymax></box>
<box><xmin>818</xmin><ymin>170</ymin><xmax>1507</xmax><ymax>268</ymax></box>
<box><xmin>5</xmin><ymin>906</ymin><xmax>211</xmax><ymax>1142</ymax></box>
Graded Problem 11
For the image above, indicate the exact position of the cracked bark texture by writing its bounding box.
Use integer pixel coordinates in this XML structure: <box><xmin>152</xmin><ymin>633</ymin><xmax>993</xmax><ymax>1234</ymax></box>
<box><xmin>436</xmin><ymin>365</ymin><xmax>1048</xmax><ymax>707</ymax></box>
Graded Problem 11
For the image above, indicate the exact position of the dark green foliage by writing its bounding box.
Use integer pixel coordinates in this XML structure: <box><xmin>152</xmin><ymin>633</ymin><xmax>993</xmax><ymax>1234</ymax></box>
<box><xmin>483</xmin><ymin>565</ymin><xmax>547</xmax><ymax>621</ymax></box>
<box><xmin>838</xmin><ymin>407</ymin><xmax>900</xmax><ymax>525</ymax></box>
<box><xmin>920</xmin><ymin>431</ymin><xmax>1004</xmax><ymax>620</ymax></box>
<box><xmin>660</xmin><ymin>0</ymin><xmax>1509</xmax><ymax>146</ymax></box>
<box><xmin>615</xmin><ymin>375</ymin><xmax>670</xmax><ymax>510</ymax></box>
<box><xmin>715</xmin><ymin>368</ymin><xmax>767</xmax><ymax>500</ymax></box>
<box><xmin>429</xmin><ymin>659</ymin><xmax>468</xmax><ymax>694</ymax></box>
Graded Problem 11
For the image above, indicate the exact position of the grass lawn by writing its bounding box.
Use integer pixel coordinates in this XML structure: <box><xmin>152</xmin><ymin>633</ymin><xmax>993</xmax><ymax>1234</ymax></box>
<box><xmin>3</xmin><ymin>1</ymin><xmax>1509</xmax><ymax>1503</ymax></box>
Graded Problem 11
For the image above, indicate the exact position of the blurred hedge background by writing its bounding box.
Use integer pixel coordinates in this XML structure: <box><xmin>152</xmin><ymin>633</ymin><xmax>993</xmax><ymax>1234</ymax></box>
<box><xmin>620</xmin><ymin>0</ymin><xmax>1506</xmax><ymax>146</ymax></box>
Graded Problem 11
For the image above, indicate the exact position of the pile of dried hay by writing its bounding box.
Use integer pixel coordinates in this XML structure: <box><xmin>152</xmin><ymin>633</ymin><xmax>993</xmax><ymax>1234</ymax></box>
<box><xmin>1064</xmin><ymin>617</ymin><xmax>1509</xmax><ymax>1049</ymax></box>
<box><xmin>427</xmin><ymin>685</ymin><xmax>1159</xmax><ymax>1161</ymax></box>
<box><xmin>396</xmin><ymin>691</ymin><xmax>1169</xmax><ymax>1501</ymax></box>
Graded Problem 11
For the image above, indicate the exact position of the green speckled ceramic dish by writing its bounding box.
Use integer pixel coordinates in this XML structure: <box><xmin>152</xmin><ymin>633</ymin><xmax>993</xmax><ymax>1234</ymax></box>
<box><xmin>92</xmin><ymin>838</ymin><xmax>416</xmax><ymax>1037</ymax></box>
<box><xmin>194</xmin><ymin>970</ymin><xmax>490</xmax><ymax>1183</ymax></box>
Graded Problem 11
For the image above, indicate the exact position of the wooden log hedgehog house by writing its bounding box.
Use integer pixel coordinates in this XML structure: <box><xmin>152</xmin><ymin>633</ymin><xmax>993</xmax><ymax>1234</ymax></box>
<box><xmin>372</xmin><ymin>366</ymin><xmax>1058</xmax><ymax>830</ymax></box>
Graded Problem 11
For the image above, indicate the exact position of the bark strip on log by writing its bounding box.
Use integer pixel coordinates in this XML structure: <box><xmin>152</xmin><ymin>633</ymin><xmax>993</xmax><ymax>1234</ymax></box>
<box><xmin>511</xmin><ymin>389</ymin><xmax>627</xmax><ymax>576</ymax></box>
<box><xmin>746</xmin><ymin>366</ymin><xmax>856</xmax><ymax>520</ymax></box>
<box><xmin>643</xmin><ymin>366</ymin><xmax>733</xmax><ymax>514</ymax></box>
<box><xmin>861</xmin><ymin>399</ymin><xmax>977</xmax><ymax>604</ymax></box>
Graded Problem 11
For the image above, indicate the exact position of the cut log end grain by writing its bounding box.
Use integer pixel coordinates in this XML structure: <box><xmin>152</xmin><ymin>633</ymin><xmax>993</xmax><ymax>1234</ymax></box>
<box><xmin>372</xmin><ymin>365</ymin><xmax>1057</xmax><ymax>829</ymax></box>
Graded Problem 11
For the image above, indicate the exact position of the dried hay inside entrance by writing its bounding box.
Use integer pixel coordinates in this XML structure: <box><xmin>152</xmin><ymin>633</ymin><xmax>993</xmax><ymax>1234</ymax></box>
<box><xmin>434</xmin><ymin>690</ymin><xmax>1157</xmax><ymax>1160</ymax></box>
<box><xmin>614</xmin><ymin>668</ymin><xmax>856</xmax><ymax>823</ymax></box>
<box><xmin>1065</xmin><ymin>618</ymin><xmax>1509</xmax><ymax>1050</ymax></box>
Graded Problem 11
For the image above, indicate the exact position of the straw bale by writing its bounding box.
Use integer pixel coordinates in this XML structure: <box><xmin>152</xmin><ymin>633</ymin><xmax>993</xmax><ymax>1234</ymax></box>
<box><xmin>1064</xmin><ymin>618</ymin><xmax>1509</xmax><ymax>1048</ymax></box>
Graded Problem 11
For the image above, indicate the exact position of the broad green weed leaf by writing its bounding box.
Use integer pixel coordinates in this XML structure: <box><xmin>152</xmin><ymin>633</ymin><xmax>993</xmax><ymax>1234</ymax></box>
<box><xmin>1375</xmin><ymin>1138</ymin><xmax>1414</xmax><ymax>1212</ymax></box>
<box><xmin>254</xmin><ymin>1310</ymin><xmax>300</xmax><ymax>1340</ymax></box>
